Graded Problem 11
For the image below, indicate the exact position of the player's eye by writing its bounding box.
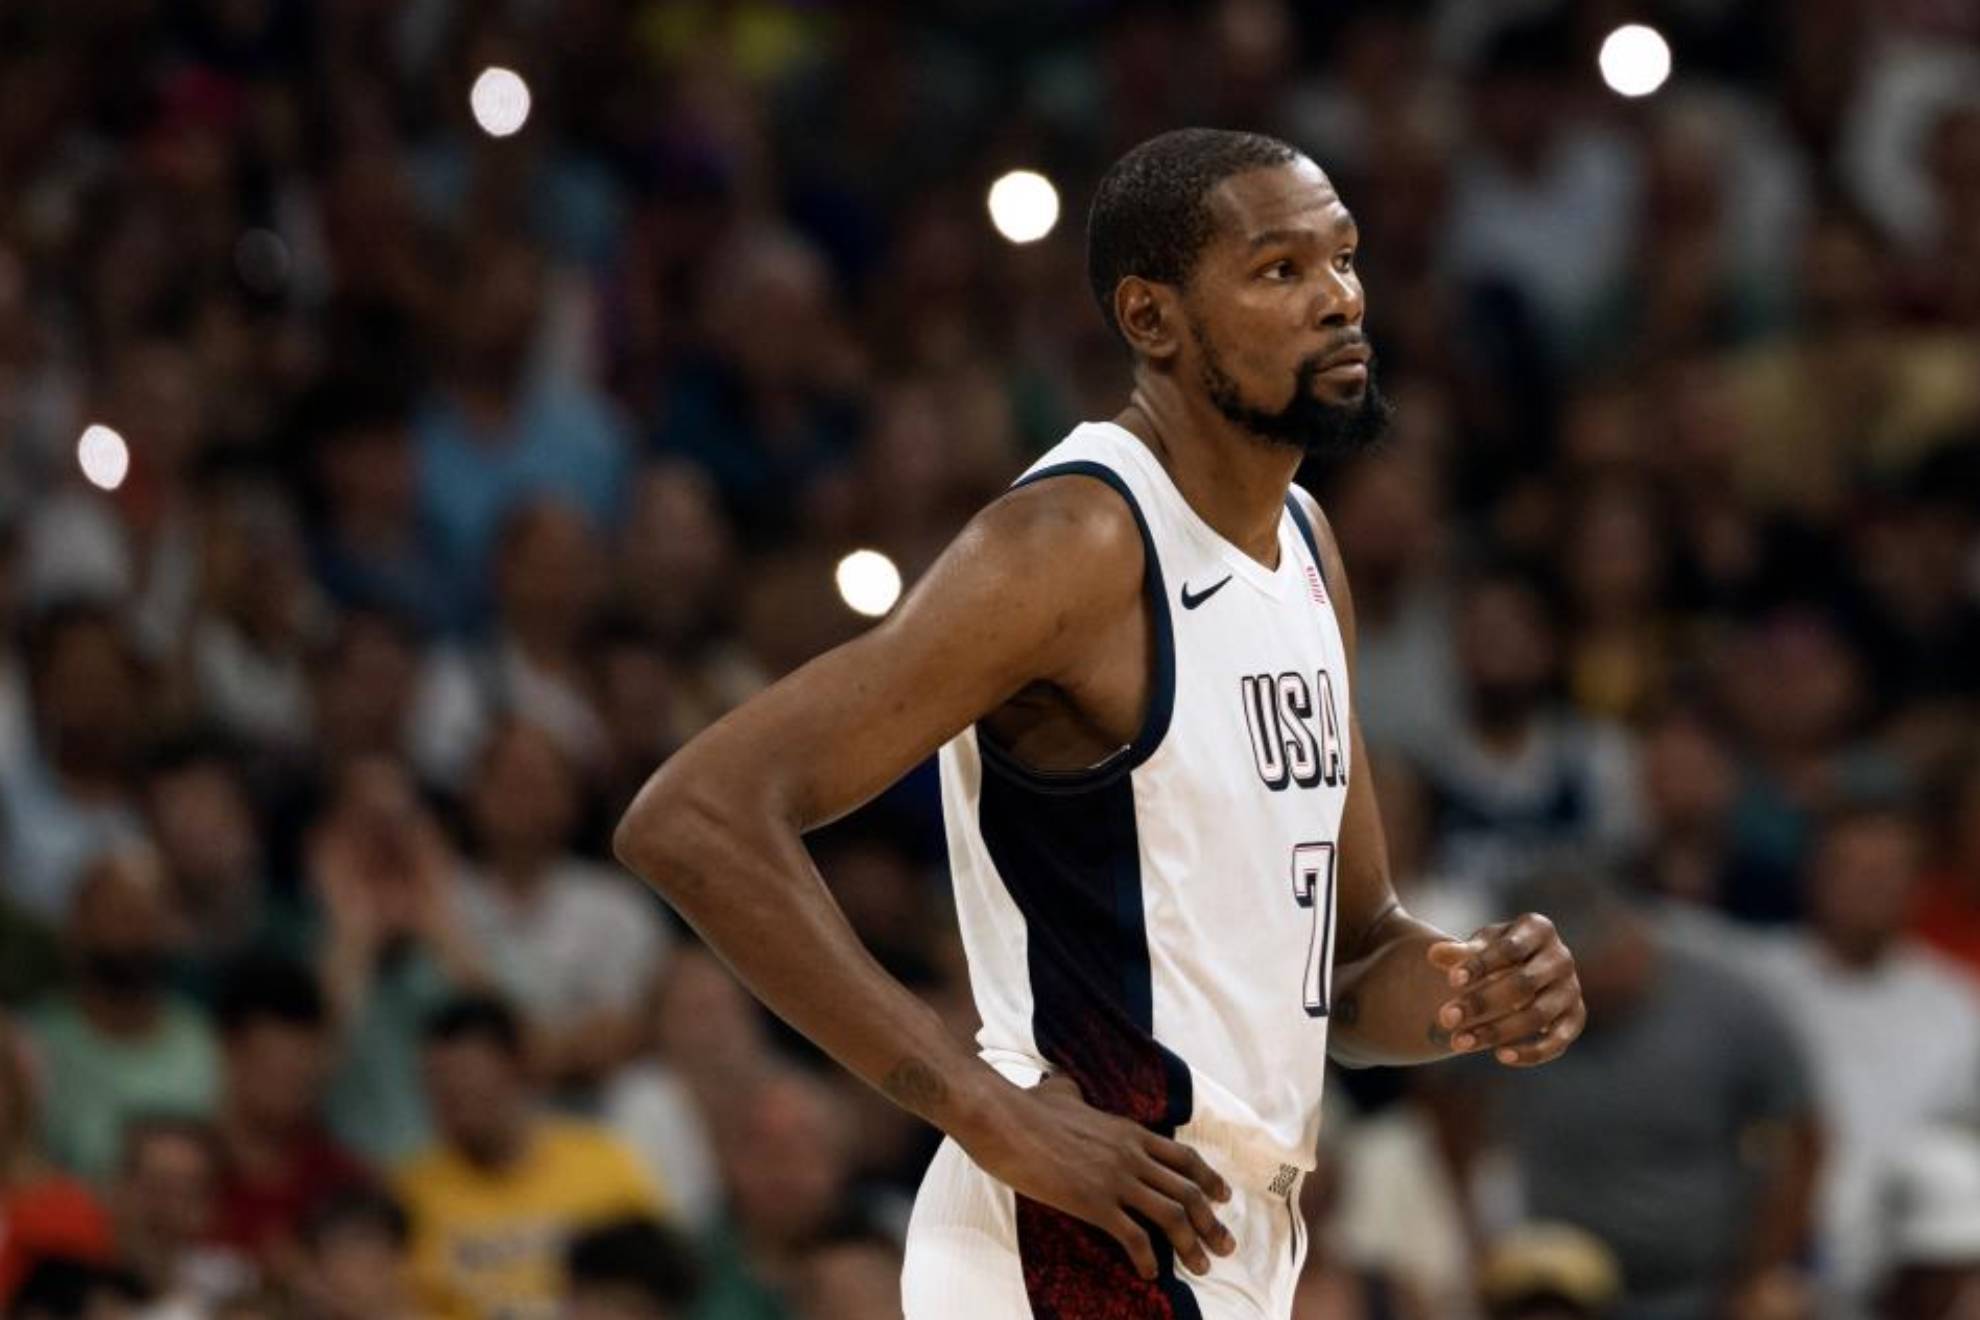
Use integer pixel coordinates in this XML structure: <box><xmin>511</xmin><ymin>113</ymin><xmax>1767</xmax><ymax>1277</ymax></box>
<box><xmin>1260</xmin><ymin>259</ymin><xmax>1297</xmax><ymax>281</ymax></box>
<box><xmin>1333</xmin><ymin>250</ymin><xmax>1357</xmax><ymax>273</ymax></box>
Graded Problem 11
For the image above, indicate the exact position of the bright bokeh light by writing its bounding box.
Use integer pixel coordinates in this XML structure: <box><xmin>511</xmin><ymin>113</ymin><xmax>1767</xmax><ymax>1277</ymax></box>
<box><xmin>1598</xmin><ymin>24</ymin><xmax>1672</xmax><ymax>98</ymax></box>
<box><xmin>77</xmin><ymin>424</ymin><xmax>130</xmax><ymax>492</ymax></box>
<box><xmin>987</xmin><ymin>170</ymin><xmax>1061</xmax><ymax>244</ymax></box>
<box><xmin>470</xmin><ymin>66</ymin><xmax>532</xmax><ymax>138</ymax></box>
<box><xmin>836</xmin><ymin>549</ymin><xmax>903</xmax><ymax>618</ymax></box>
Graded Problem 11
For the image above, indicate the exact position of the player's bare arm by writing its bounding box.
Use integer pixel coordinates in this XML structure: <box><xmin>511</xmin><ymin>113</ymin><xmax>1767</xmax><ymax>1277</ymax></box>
<box><xmin>1308</xmin><ymin>496</ymin><xmax>1589</xmax><ymax>1068</ymax></box>
<box><xmin>614</xmin><ymin>475</ymin><xmax>1235</xmax><ymax>1281</ymax></box>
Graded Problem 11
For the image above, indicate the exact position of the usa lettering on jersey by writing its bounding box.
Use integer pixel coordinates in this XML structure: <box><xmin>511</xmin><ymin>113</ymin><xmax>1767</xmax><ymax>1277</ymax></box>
<box><xmin>1238</xmin><ymin>669</ymin><xmax>1345</xmax><ymax>791</ymax></box>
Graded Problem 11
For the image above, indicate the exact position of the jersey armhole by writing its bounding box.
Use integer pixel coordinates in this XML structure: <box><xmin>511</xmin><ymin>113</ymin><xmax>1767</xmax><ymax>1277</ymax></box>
<box><xmin>974</xmin><ymin>461</ymin><xmax>1176</xmax><ymax>795</ymax></box>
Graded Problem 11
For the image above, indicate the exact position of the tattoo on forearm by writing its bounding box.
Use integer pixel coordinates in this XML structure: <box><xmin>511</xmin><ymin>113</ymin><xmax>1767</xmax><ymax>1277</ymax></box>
<box><xmin>1333</xmin><ymin>994</ymin><xmax>1360</xmax><ymax>1026</ymax></box>
<box><xmin>882</xmin><ymin>1057</ymin><xmax>948</xmax><ymax>1114</ymax></box>
<box><xmin>1427</xmin><ymin>1020</ymin><xmax>1452</xmax><ymax>1051</ymax></box>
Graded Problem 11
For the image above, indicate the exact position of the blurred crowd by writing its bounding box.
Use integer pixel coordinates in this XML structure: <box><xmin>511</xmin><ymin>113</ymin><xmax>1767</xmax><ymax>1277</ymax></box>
<box><xmin>1</xmin><ymin>0</ymin><xmax>1979</xmax><ymax>1318</ymax></box>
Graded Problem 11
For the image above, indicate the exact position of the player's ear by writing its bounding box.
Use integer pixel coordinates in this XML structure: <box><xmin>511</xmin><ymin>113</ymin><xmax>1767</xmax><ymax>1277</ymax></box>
<box><xmin>1114</xmin><ymin>277</ymin><xmax>1182</xmax><ymax>364</ymax></box>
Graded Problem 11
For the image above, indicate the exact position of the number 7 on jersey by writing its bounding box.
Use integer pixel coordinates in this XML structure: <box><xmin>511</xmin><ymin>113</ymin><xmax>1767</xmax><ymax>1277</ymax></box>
<box><xmin>1292</xmin><ymin>842</ymin><xmax>1337</xmax><ymax>1017</ymax></box>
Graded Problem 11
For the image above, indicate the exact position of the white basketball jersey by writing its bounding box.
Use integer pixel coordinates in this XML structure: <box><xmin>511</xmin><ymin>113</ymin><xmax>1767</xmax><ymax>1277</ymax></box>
<box><xmin>940</xmin><ymin>421</ymin><xmax>1353</xmax><ymax>1171</ymax></box>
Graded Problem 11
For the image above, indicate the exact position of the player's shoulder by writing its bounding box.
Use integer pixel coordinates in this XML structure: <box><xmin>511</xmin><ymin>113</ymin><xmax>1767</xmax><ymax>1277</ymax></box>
<box><xmin>988</xmin><ymin>464</ymin><xmax>1144</xmax><ymax>542</ymax></box>
<box><xmin>961</xmin><ymin>469</ymin><xmax>1148</xmax><ymax>595</ymax></box>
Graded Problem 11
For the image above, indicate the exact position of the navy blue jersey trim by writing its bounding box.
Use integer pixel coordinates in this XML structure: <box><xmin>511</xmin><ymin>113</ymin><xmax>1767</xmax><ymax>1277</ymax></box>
<box><xmin>1284</xmin><ymin>492</ymin><xmax>1327</xmax><ymax>588</ymax></box>
<box><xmin>1162</xmin><ymin>1263</ymin><xmax>1206</xmax><ymax>1319</ymax></box>
<box><xmin>975</xmin><ymin>461</ymin><xmax>1176</xmax><ymax>795</ymax></box>
<box><xmin>977</xmin><ymin>746</ymin><xmax>1195</xmax><ymax>1137</ymax></box>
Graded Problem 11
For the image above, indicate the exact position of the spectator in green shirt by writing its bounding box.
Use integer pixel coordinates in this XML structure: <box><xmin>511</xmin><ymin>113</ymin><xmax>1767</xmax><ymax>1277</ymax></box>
<box><xmin>306</xmin><ymin>757</ymin><xmax>488</xmax><ymax>1165</ymax></box>
<box><xmin>26</xmin><ymin>845</ymin><xmax>217</xmax><ymax>1183</ymax></box>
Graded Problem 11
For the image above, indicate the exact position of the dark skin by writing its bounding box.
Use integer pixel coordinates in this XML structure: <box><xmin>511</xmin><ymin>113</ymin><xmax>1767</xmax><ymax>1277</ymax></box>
<box><xmin>615</xmin><ymin>157</ymin><xmax>1585</xmax><ymax>1282</ymax></box>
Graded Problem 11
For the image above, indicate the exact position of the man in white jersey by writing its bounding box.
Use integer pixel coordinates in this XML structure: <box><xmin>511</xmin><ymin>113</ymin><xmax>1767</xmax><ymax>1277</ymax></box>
<box><xmin>614</xmin><ymin>128</ymin><xmax>1587</xmax><ymax>1318</ymax></box>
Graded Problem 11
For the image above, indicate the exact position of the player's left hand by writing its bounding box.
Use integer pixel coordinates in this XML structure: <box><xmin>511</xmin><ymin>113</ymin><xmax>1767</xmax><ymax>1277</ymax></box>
<box><xmin>1426</xmin><ymin>913</ymin><xmax>1585</xmax><ymax>1067</ymax></box>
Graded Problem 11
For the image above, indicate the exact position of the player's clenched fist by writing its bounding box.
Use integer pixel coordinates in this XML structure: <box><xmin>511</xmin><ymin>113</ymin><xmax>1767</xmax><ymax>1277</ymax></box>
<box><xmin>1427</xmin><ymin>912</ymin><xmax>1586</xmax><ymax>1067</ymax></box>
<box><xmin>959</xmin><ymin>1074</ymin><xmax>1236</xmax><ymax>1280</ymax></box>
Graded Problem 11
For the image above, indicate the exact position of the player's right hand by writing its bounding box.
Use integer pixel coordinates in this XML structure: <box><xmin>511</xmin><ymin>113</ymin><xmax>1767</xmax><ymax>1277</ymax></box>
<box><xmin>960</xmin><ymin>1073</ymin><xmax>1236</xmax><ymax>1280</ymax></box>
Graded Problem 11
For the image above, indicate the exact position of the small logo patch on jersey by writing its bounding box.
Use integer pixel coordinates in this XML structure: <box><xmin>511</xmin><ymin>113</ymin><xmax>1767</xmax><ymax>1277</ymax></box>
<box><xmin>1180</xmin><ymin>575</ymin><xmax>1233</xmax><ymax>610</ymax></box>
<box><xmin>1303</xmin><ymin>564</ymin><xmax>1327</xmax><ymax>606</ymax></box>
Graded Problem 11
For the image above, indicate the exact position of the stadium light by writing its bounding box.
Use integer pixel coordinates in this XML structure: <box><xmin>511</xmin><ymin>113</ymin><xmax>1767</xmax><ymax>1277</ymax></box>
<box><xmin>1598</xmin><ymin>24</ymin><xmax>1672</xmax><ymax>98</ymax></box>
<box><xmin>836</xmin><ymin>549</ymin><xmax>903</xmax><ymax>618</ymax></box>
<box><xmin>987</xmin><ymin>170</ymin><xmax>1060</xmax><ymax>244</ymax></box>
<box><xmin>470</xmin><ymin>66</ymin><xmax>532</xmax><ymax>138</ymax></box>
<box><xmin>77</xmin><ymin>425</ymin><xmax>130</xmax><ymax>492</ymax></box>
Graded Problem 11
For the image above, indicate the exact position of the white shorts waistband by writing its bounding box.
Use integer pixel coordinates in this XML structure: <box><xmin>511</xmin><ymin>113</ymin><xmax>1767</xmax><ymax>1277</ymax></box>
<box><xmin>976</xmin><ymin>1051</ymin><xmax>1311</xmax><ymax>1193</ymax></box>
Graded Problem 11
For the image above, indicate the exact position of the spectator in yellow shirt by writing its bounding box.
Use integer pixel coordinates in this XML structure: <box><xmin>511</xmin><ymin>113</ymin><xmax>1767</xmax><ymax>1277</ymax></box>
<box><xmin>395</xmin><ymin>996</ymin><xmax>664</xmax><ymax>1320</ymax></box>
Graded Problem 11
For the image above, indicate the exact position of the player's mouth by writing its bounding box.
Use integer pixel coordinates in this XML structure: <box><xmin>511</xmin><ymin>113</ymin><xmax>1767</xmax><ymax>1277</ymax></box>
<box><xmin>1312</xmin><ymin>345</ymin><xmax>1371</xmax><ymax>385</ymax></box>
<box><xmin>1314</xmin><ymin>340</ymin><xmax>1362</xmax><ymax>381</ymax></box>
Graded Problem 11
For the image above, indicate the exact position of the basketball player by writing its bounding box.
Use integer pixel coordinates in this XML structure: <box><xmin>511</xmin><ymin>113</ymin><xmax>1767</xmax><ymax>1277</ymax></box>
<box><xmin>614</xmin><ymin>129</ymin><xmax>1587</xmax><ymax>1318</ymax></box>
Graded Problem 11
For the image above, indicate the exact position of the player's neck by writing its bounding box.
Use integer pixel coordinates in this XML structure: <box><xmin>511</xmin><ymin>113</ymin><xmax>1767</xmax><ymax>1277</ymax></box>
<box><xmin>1114</xmin><ymin>389</ymin><xmax>1302</xmax><ymax>570</ymax></box>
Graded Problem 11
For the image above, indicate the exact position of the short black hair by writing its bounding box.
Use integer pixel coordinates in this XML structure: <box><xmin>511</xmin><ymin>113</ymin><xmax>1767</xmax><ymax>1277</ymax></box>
<box><xmin>422</xmin><ymin>993</ymin><xmax>526</xmax><ymax>1059</ymax></box>
<box><xmin>566</xmin><ymin>1216</ymin><xmax>703</xmax><ymax>1310</ymax></box>
<box><xmin>300</xmin><ymin>1186</ymin><xmax>411</xmax><ymax>1252</ymax></box>
<box><xmin>214</xmin><ymin>954</ymin><xmax>327</xmax><ymax>1037</ymax></box>
<box><xmin>1086</xmin><ymin>128</ymin><xmax>1303</xmax><ymax>342</ymax></box>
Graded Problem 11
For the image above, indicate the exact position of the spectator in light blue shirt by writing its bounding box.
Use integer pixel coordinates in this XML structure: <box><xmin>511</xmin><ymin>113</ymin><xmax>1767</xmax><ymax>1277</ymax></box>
<box><xmin>0</xmin><ymin>603</ymin><xmax>149</xmax><ymax>925</ymax></box>
<box><xmin>415</xmin><ymin>234</ymin><xmax>630</xmax><ymax>631</ymax></box>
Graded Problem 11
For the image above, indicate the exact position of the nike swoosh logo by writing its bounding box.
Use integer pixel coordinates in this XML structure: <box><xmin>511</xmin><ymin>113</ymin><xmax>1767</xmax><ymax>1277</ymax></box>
<box><xmin>1180</xmin><ymin>575</ymin><xmax>1233</xmax><ymax>609</ymax></box>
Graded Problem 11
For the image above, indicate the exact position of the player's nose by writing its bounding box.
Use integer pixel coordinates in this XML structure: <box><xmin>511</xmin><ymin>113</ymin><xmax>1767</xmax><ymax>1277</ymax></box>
<box><xmin>1313</xmin><ymin>270</ymin><xmax>1364</xmax><ymax>330</ymax></box>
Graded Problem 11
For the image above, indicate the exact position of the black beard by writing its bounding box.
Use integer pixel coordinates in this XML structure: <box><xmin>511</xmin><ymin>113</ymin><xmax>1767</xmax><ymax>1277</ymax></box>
<box><xmin>1196</xmin><ymin>327</ymin><xmax>1393</xmax><ymax>458</ymax></box>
